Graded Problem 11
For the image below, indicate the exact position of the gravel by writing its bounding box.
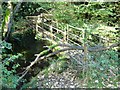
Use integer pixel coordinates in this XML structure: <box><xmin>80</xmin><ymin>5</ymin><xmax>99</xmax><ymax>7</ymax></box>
<box><xmin>37</xmin><ymin>68</ymin><xmax>81</xmax><ymax>88</ymax></box>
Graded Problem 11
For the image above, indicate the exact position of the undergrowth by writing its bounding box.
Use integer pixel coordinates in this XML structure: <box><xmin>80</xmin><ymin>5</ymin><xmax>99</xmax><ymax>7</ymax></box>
<box><xmin>0</xmin><ymin>40</ymin><xmax>22</xmax><ymax>88</ymax></box>
<box><xmin>78</xmin><ymin>50</ymin><xmax>119</xmax><ymax>88</ymax></box>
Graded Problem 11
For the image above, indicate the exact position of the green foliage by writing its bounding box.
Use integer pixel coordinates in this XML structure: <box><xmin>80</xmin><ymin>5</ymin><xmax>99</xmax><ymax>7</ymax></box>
<box><xmin>49</xmin><ymin>2</ymin><xmax>119</xmax><ymax>46</ymax></box>
<box><xmin>84</xmin><ymin>24</ymin><xmax>119</xmax><ymax>46</ymax></box>
<box><xmin>0</xmin><ymin>40</ymin><xmax>22</xmax><ymax>88</ymax></box>
<box><xmin>20</xmin><ymin>76</ymin><xmax>38</xmax><ymax>89</ymax></box>
<box><xmin>1</xmin><ymin>2</ymin><xmax>119</xmax><ymax>88</ymax></box>
<box><xmin>13</xmin><ymin>2</ymin><xmax>52</xmax><ymax>20</ymax></box>
<box><xmin>85</xmin><ymin>50</ymin><xmax>119</xmax><ymax>88</ymax></box>
<box><xmin>1</xmin><ymin>40</ymin><xmax>12</xmax><ymax>53</ymax></box>
<box><xmin>51</xmin><ymin>2</ymin><xmax>119</xmax><ymax>27</ymax></box>
<box><xmin>1</xmin><ymin>5</ymin><xmax>11</xmax><ymax>39</ymax></box>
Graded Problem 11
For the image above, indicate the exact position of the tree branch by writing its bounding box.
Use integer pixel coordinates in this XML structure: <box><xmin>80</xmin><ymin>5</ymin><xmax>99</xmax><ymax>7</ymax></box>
<box><xmin>17</xmin><ymin>42</ymin><xmax>120</xmax><ymax>82</ymax></box>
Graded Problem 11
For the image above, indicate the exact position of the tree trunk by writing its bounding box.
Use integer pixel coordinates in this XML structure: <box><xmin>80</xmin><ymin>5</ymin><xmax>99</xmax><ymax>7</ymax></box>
<box><xmin>4</xmin><ymin>0</ymin><xmax>23</xmax><ymax>41</ymax></box>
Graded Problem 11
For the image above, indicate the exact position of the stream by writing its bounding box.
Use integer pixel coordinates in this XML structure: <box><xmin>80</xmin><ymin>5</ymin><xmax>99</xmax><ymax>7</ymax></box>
<box><xmin>9</xmin><ymin>29</ymin><xmax>51</xmax><ymax>89</ymax></box>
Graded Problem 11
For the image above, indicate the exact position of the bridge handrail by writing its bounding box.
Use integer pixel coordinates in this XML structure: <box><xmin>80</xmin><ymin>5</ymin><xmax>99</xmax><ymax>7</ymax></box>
<box><xmin>68</xmin><ymin>24</ymin><xmax>83</xmax><ymax>31</ymax></box>
<box><xmin>67</xmin><ymin>38</ymin><xmax>82</xmax><ymax>47</ymax></box>
<box><xmin>42</xmin><ymin>22</ymin><xmax>65</xmax><ymax>34</ymax></box>
<box><xmin>38</xmin><ymin>25</ymin><xmax>65</xmax><ymax>42</ymax></box>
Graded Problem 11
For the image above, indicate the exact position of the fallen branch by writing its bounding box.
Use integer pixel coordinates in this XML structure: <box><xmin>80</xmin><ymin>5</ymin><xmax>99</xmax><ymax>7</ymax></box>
<box><xmin>89</xmin><ymin>42</ymin><xmax>120</xmax><ymax>52</ymax></box>
<box><xmin>17</xmin><ymin>42</ymin><xmax>120</xmax><ymax>82</ymax></box>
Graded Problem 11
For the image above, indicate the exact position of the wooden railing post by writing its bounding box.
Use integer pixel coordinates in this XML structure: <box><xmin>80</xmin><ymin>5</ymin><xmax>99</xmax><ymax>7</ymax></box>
<box><xmin>40</xmin><ymin>14</ymin><xmax>44</xmax><ymax>38</ymax></box>
<box><xmin>83</xmin><ymin>29</ymin><xmax>88</xmax><ymax>61</ymax></box>
<box><xmin>63</xmin><ymin>29</ymin><xmax>66</xmax><ymax>42</ymax></box>
<box><xmin>50</xmin><ymin>25</ymin><xmax>53</xmax><ymax>40</ymax></box>
<box><xmin>66</xmin><ymin>24</ymin><xmax>69</xmax><ymax>43</ymax></box>
<box><xmin>56</xmin><ymin>21</ymin><xmax>59</xmax><ymax>34</ymax></box>
<box><xmin>36</xmin><ymin>16</ymin><xmax>39</xmax><ymax>32</ymax></box>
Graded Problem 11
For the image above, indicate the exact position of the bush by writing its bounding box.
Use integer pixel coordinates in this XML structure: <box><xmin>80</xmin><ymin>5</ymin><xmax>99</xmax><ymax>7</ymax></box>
<box><xmin>0</xmin><ymin>40</ymin><xmax>22</xmax><ymax>88</ymax></box>
<box><xmin>85</xmin><ymin>50</ymin><xmax>119</xmax><ymax>88</ymax></box>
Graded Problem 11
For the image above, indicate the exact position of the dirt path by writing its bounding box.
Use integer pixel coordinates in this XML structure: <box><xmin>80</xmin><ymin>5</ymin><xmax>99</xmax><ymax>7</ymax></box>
<box><xmin>37</xmin><ymin>67</ymin><xmax>82</xmax><ymax>88</ymax></box>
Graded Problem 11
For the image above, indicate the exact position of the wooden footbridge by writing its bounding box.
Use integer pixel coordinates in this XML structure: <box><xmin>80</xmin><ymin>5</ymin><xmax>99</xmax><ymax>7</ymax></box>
<box><xmin>31</xmin><ymin>14</ymin><xmax>90</xmax><ymax>61</ymax></box>
<box><xmin>27</xmin><ymin>13</ymin><xmax>118</xmax><ymax>59</ymax></box>
<box><xmin>18</xmin><ymin>13</ymin><xmax>119</xmax><ymax>82</ymax></box>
